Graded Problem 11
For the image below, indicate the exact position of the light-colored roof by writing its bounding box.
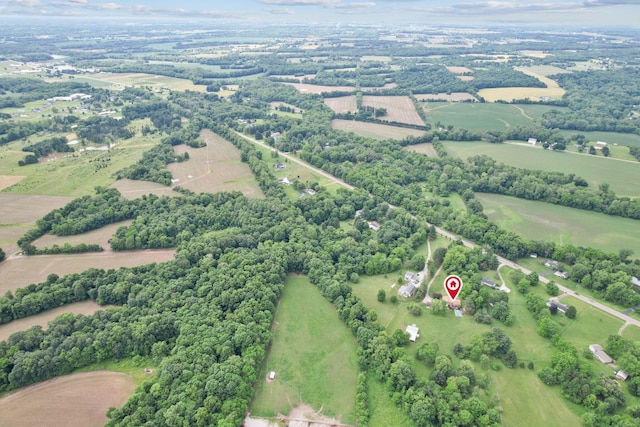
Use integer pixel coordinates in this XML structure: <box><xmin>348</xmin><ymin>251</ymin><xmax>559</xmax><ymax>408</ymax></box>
<box><xmin>406</xmin><ymin>324</ymin><xmax>419</xmax><ymax>341</ymax></box>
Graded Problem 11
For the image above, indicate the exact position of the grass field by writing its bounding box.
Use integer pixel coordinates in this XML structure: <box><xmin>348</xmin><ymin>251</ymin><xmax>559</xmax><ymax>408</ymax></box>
<box><xmin>251</xmin><ymin>275</ymin><xmax>358</xmax><ymax>425</ymax></box>
<box><xmin>476</xmin><ymin>192</ymin><xmax>640</xmax><ymax>253</ymax></box>
<box><xmin>422</xmin><ymin>102</ymin><xmax>561</xmax><ymax>133</ymax></box>
<box><xmin>444</xmin><ymin>141</ymin><xmax>640</xmax><ymax>197</ymax></box>
<box><xmin>168</xmin><ymin>130</ymin><xmax>264</xmax><ymax>198</ymax></box>
<box><xmin>362</xmin><ymin>96</ymin><xmax>424</xmax><ymax>126</ymax></box>
<box><xmin>406</xmin><ymin>142</ymin><xmax>438</xmax><ymax>157</ymax></box>
<box><xmin>414</xmin><ymin>93</ymin><xmax>478</xmax><ymax>102</ymax></box>
<box><xmin>366</xmin><ymin>373</ymin><xmax>415</xmax><ymax>427</ymax></box>
<box><xmin>284</xmin><ymin>82</ymin><xmax>355</xmax><ymax>94</ymax></box>
<box><xmin>33</xmin><ymin>220</ymin><xmax>132</xmax><ymax>250</ymax></box>
<box><xmin>110</xmin><ymin>179</ymin><xmax>181</xmax><ymax>200</ymax></box>
<box><xmin>64</xmin><ymin>72</ymin><xmax>207</xmax><ymax>92</ymax></box>
<box><xmin>0</xmin><ymin>371</ymin><xmax>136</xmax><ymax>427</ymax></box>
<box><xmin>446</xmin><ymin>66</ymin><xmax>472</xmax><ymax>74</ymax></box>
<box><xmin>0</xmin><ymin>122</ymin><xmax>164</xmax><ymax>197</ymax></box>
<box><xmin>522</xmin><ymin>65</ymin><xmax>571</xmax><ymax>77</ymax></box>
<box><xmin>324</xmin><ymin>96</ymin><xmax>357</xmax><ymax>114</ymax></box>
<box><xmin>559</xmin><ymin>130</ymin><xmax>640</xmax><ymax>148</ymax></box>
<box><xmin>622</xmin><ymin>325</ymin><xmax>640</xmax><ymax>342</ymax></box>
<box><xmin>478</xmin><ymin>67</ymin><xmax>566</xmax><ymax>103</ymax></box>
<box><xmin>0</xmin><ymin>301</ymin><xmax>107</xmax><ymax>342</ymax></box>
<box><xmin>0</xmin><ymin>249</ymin><xmax>175</xmax><ymax>294</ymax></box>
<box><xmin>331</xmin><ymin>119</ymin><xmax>425</xmax><ymax>141</ymax></box>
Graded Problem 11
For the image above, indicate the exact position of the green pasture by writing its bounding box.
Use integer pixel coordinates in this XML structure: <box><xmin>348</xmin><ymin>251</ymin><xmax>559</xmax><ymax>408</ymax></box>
<box><xmin>367</xmin><ymin>373</ymin><xmax>415</xmax><ymax>427</ymax></box>
<box><xmin>0</xmin><ymin>120</ymin><xmax>162</xmax><ymax>197</ymax></box>
<box><xmin>422</xmin><ymin>102</ymin><xmax>563</xmax><ymax>133</ymax></box>
<box><xmin>559</xmin><ymin>130</ymin><xmax>640</xmax><ymax>148</ymax></box>
<box><xmin>476</xmin><ymin>192</ymin><xmax>640</xmax><ymax>254</ymax></box>
<box><xmin>622</xmin><ymin>325</ymin><xmax>640</xmax><ymax>342</ymax></box>
<box><xmin>74</xmin><ymin>356</ymin><xmax>157</xmax><ymax>386</ymax></box>
<box><xmin>556</xmin><ymin>296</ymin><xmax>623</xmax><ymax>352</ymax></box>
<box><xmin>444</xmin><ymin>141</ymin><xmax>640</xmax><ymax>197</ymax></box>
<box><xmin>251</xmin><ymin>275</ymin><xmax>358</xmax><ymax>425</ymax></box>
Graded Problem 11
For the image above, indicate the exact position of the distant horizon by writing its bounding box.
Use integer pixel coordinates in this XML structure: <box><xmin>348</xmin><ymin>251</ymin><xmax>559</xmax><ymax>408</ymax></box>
<box><xmin>0</xmin><ymin>0</ymin><xmax>640</xmax><ymax>27</ymax></box>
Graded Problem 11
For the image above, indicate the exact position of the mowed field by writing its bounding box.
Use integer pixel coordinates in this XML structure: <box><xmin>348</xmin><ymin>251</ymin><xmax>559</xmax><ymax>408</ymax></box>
<box><xmin>284</xmin><ymin>82</ymin><xmax>355</xmax><ymax>94</ymax></box>
<box><xmin>33</xmin><ymin>220</ymin><xmax>132</xmax><ymax>249</ymax></box>
<box><xmin>110</xmin><ymin>178</ymin><xmax>181</xmax><ymax>200</ymax></box>
<box><xmin>414</xmin><ymin>92</ymin><xmax>478</xmax><ymax>102</ymax></box>
<box><xmin>559</xmin><ymin>130</ymin><xmax>640</xmax><ymax>148</ymax></box>
<box><xmin>0</xmin><ymin>249</ymin><xmax>175</xmax><ymax>294</ymax></box>
<box><xmin>476</xmin><ymin>193</ymin><xmax>640</xmax><ymax>253</ymax></box>
<box><xmin>251</xmin><ymin>275</ymin><xmax>358</xmax><ymax>425</ymax></box>
<box><xmin>168</xmin><ymin>130</ymin><xmax>264</xmax><ymax>198</ymax></box>
<box><xmin>0</xmin><ymin>371</ymin><xmax>136</xmax><ymax>427</ymax></box>
<box><xmin>444</xmin><ymin>141</ymin><xmax>640</xmax><ymax>197</ymax></box>
<box><xmin>331</xmin><ymin>119</ymin><xmax>425</xmax><ymax>141</ymax></box>
<box><xmin>362</xmin><ymin>96</ymin><xmax>424</xmax><ymax>126</ymax></box>
<box><xmin>422</xmin><ymin>102</ymin><xmax>561</xmax><ymax>133</ymax></box>
<box><xmin>0</xmin><ymin>300</ymin><xmax>107</xmax><ymax>342</ymax></box>
<box><xmin>405</xmin><ymin>142</ymin><xmax>439</xmax><ymax>157</ymax></box>
<box><xmin>0</xmin><ymin>194</ymin><xmax>74</xmax><ymax>255</ymax></box>
<box><xmin>324</xmin><ymin>95</ymin><xmax>357</xmax><ymax>114</ymax></box>
<box><xmin>67</xmin><ymin>72</ymin><xmax>207</xmax><ymax>92</ymax></box>
<box><xmin>478</xmin><ymin>68</ymin><xmax>565</xmax><ymax>102</ymax></box>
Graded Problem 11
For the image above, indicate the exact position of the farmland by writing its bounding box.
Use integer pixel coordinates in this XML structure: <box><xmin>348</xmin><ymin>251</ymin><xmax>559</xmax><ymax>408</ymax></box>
<box><xmin>251</xmin><ymin>275</ymin><xmax>358</xmax><ymax>425</ymax></box>
<box><xmin>476</xmin><ymin>192</ymin><xmax>640</xmax><ymax>253</ymax></box>
<box><xmin>61</xmin><ymin>72</ymin><xmax>207</xmax><ymax>92</ymax></box>
<box><xmin>0</xmin><ymin>371</ymin><xmax>136</xmax><ymax>427</ymax></box>
<box><xmin>405</xmin><ymin>142</ymin><xmax>438</xmax><ymax>157</ymax></box>
<box><xmin>168</xmin><ymin>130</ymin><xmax>264</xmax><ymax>198</ymax></box>
<box><xmin>0</xmin><ymin>300</ymin><xmax>107</xmax><ymax>342</ymax></box>
<box><xmin>33</xmin><ymin>220</ymin><xmax>132</xmax><ymax>249</ymax></box>
<box><xmin>284</xmin><ymin>82</ymin><xmax>355</xmax><ymax>94</ymax></box>
<box><xmin>559</xmin><ymin>130</ymin><xmax>640</xmax><ymax>148</ymax></box>
<box><xmin>331</xmin><ymin>119</ymin><xmax>425</xmax><ymax>140</ymax></box>
<box><xmin>110</xmin><ymin>178</ymin><xmax>180</xmax><ymax>200</ymax></box>
<box><xmin>421</xmin><ymin>102</ymin><xmax>560</xmax><ymax>132</ymax></box>
<box><xmin>478</xmin><ymin>67</ymin><xmax>565</xmax><ymax>102</ymax></box>
<box><xmin>324</xmin><ymin>95</ymin><xmax>357</xmax><ymax>114</ymax></box>
<box><xmin>0</xmin><ymin>249</ymin><xmax>175</xmax><ymax>294</ymax></box>
<box><xmin>444</xmin><ymin>141</ymin><xmax>640</xmax><ymax>197</ymax></box>
<box><xmin>414</xmin><ymin>92</ymin><xmax>477</xmax><ymax>102</ymax></box>
<box><xmin>362</xmin><ymin>96</ymin><xmax>424</xmax><ymax>126</ymax></box>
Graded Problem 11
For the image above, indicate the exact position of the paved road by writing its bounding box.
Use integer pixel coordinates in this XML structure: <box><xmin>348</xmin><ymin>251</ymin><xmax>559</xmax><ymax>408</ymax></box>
<box><xmin>236</xmin><ymin>130</ymin><xmax>640</xmax><ymax>329</ymax></box>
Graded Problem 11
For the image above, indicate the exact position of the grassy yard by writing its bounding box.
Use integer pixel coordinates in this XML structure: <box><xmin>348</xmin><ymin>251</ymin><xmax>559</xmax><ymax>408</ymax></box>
<box><xmin>559</xmin><ymin>130</ymin><xmax>640</xmax><ymax>148</ymax></box>
<box><xmin>251</xmin><ymin>275</ymin><xmax>358</xmax><ymax>425</ymax></box>
<box><xmin>444</xmin><ymin>141</ymin><xmax>640</xmax><ymax>197</ymax></box>
<box><xmin>366</xmin><ymin>373</ymin><xmax>415</xmax><ymax>427</ymax></box>
<box><xmin>476</xmin><ymin>192</ymin><xmax>640</xmax><ymax>254</ymax></box>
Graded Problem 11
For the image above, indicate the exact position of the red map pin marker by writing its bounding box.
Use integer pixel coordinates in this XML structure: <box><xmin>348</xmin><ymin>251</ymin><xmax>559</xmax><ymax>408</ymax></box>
<box><xmin>444</xmin><ymin>275</ymin><xmax>463</xmax><ymax>301</ymax></box>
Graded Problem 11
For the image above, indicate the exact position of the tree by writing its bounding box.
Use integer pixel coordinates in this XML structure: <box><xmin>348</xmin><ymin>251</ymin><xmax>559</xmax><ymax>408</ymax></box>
<box><xmin>416</xmin><ymin>342</ymin><xmax>439</xmax><ymax>366</ymax></box>
<box><xmin>602</xmin><ymin>146</ymin><xmax>610</xmax><ymax>157</ymax></box>
<box><xmin>527</xmin><ymin>271</ymin><xmax>539</xmax><ymax>287</ymax></box>
<box><xmin>377</xmin><ymin>289</ymin><xmax>386</xmax><ymax>302</ymax></box>
<box><xmin>0</xmin><ymin>248</ymin><xmax>5</xmax><ymax>262</ymax></box>
<box><xmin>409</xmin><ymin>254</ymin><xmax>426</xmax><ymax>271</ymax></box>
<box><xmin>546</xmin><ymin>281</ymin><xmax>560</xmax><ymax>296</ymax></box>
<box><xmin>565</xmin><ymin>305</ymin><xmax>577</xmax><ymax>319</ymax></box>
<box><xmin>390</xmin><ymin>295</ymin><xmax>398</xmax><ymax>304</ymax></box>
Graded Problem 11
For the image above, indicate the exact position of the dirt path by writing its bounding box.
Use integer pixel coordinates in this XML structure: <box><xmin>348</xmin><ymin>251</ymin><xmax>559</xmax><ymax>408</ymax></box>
<box><xmin>497</xmin><ymin>264</ymin><xmax>512</xmax><ymax>293</ymax></box>
<box><xmin>511</xmin><ymin>105</ymin><xmax>533</xmax><ymax>120</ymax></box>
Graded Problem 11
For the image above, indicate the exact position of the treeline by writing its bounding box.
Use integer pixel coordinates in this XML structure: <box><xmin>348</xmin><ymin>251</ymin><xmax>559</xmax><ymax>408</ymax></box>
<box><xmin>77</xmin><ymin>116</ymin><xmax>133</xmax><ymax>144</ymax></box>
<box><xmin>122</xmin><ymin>100</ymin><xmax>185</xmax><ymax>132</ymax></box>
<box><xmin>0</xmin><ymin>77</ymin><xmax>93</xmax><ymax>108</ymax></box>
<box><xmin>0</xmin><ymin>119</ymin><xmax>60</xmax><ymax>147</ymax></box>
<box><xmin>468</xmin><ymin>155</ymin><xmax>640</xmax><ymax>220</ymax></box>
<box><xmin>29</xmin><ymin>243</ymin><xmax>103</xmax><ymax>256</ymax></box>
<box><xmin>116</xmin><ymin>144</ymin><xmax>188</xmax><ymax>186</ymax></box>
<box><xmin>19</xmin><ymin>136</ymin><xmax>72</xmax><ymax>166</ymax></box>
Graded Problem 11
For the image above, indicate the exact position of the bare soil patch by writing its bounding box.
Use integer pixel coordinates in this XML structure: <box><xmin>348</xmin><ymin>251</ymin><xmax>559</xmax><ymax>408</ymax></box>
<box><xmin>0</xmin><ymin>301</ymin><xmax>107</xmax><ymax>342</ymax></box>
<box><xmin>406</xmin><ymin>143</ymin><xmax>439</xmax><ymax>158</ymax></box>
<box><xmin>33</xmin><ymin>220</ymin><xmax>132</xmax><ymax>249</ymax></box>
<box><xmin>286</xmin><ymin>403</ymin><xmax>352</xmax><ymax>427</ymax></box>
<box><xmin>0</xmin><ymin>175</ymin><xmax>25</xmax><ymax>191</ymax></box>
<box><xmin>0</xmin><ymin>249</ymin><xmax>175</xmax><ymax>294</ymax></box>
<box><xmin>0</xmin><ymin>194</ymin><xmax>74</xmax><ymax>224</ymax></box>
<box><xmin>168</xmin><ymin>130</ymin><xmax>264</xmax><ymax>198</ymax></box>
<box><xmin>415</xmin><ymin>93</ymin><xmax>478</xmax><ymax>102</ymax></box>
<box><xmin>0</xmin><ymin>371</ymin><xmax>136</xmax><ymax>427</ymax></box>
<box><xmin>331</xmin><ymin>119</ymin><xmax>424</xmax><ymax>141</ymax></box>
<box><xmin>284</xmin><ymin>82</ymin><xmax>355</xmax><ymax>94</ymax></box>
<box><xmin>446</xmin><ymin>66</ymin><xmax>472</xmax><ymax>74</ymax></box>
<box><xmin>457</xmin><ymin>75</ymin><xmax>475</xmax><ymax>81</ymax></box>
<box><xmin>110</xmin><ymin>179</ymin><xmax>181</xmax><ymax>200</ymax></box>
<box><xmin>324</xmin><ymin>96</ymin><xmax>357</xmax><ymax>114</ymax></box>
<box><xmin>362</xmin><ymin>96</ymin><xmax>424</xmax><ymax>126</ymax></box>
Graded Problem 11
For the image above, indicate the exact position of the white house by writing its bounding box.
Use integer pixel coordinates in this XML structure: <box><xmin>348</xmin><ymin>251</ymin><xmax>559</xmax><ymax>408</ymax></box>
<box><xmin>406</xmin><ymin>324</ymin><xmax>419</xmax><ymax>342</ymax></box>
<box><xmin>528</xmin><ymin>138</ymin><xmax>537</xmax><ymax>145</ymax></box>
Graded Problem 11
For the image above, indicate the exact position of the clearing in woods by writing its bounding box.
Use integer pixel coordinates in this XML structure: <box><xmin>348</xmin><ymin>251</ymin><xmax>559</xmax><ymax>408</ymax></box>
<box><xmin>66</xmin><ymin>72</ymin><xmax>207</xmax><ymax>92</ymax></box>
<box><xmin>251</xmin><ymin>275</ymin><xmax>358</xmax><ymax>425</ymax></box>
<box><xmin>0</xmin><ymin>371</ymin><xmax>136</xmax><ymax>427</ymax></box>
<box><xmin>324</xmin><ymin>96</ymin><xmax>357</xmax><ymax>114</ymax></box>
<box><xmin>405</xmin><ymin>143</ymin><xmax>439</xmax><ymax>157</ymax></box>
<box><xmin>0</xmin><ymin>300</ymin><xmax>108</xmax><ymax>342</ymax></box>
<box><xmin>476</xmin><ymin>192</ymin><xmax>640</xmax><ymax>254</ymax></box>
<box><xmin>110</xmin><ymin>178</ymin><xmax>181</xmax><ymax>200</ymax></box>
<box><xmin>444</xmin><ymin>141</ymin><xmax>640</xmax><ymax>197</ymax></box>
<box><xmin>284</xmin><ymin>82</ymin><xmax>355</xmax><ymax>94</ymax></box>
<box><xmin>33</xmin><ymin>220</ymin><xmax>132</xmax><ymax>250</ymax></box>
<box><xmin>331</xmin><ymin>119</ymin><xmax>425</xmax><ymax>141</ymax></box>
<box><xmin>168</xmin><ymin>130</ymin><xmax>264</xmax><ymax>198</ymax></box>
<box><xmin>362</xmin><ymin>96</ymin><xmax>424</xmax><ymax>126</ymax></box>
<box><xmin>0</xmin><ymin>249</ymin><xmax>175</xmax><ymax>294</ymax></box>
<box><xmin>414</xmin><ymin>93</ymin><xmax>478</xmax><ymax>102</ymax></box>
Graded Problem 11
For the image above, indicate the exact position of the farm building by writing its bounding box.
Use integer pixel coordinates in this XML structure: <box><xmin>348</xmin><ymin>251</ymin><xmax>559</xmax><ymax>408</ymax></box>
<box><xmin>616</xmin><ymin>370</ymin><xmax>629</xmax><ymax>381</ymax></box>
<box><xmin>546</xmin><ymin>299</ymin><xmax>568</xmax><ymax>314</ymax></box>
<box><xmin>528</xmin><ymin>138</ymin><xmax>537</xmax><ymax>145</ymax></box>
<box><xmin>596</xmin><ymin>141</ymin><xmax>608</xmax><ymax>147</ymax></box>
<box><xmin>589</xmin><ymin>344</ymin><xmax>613</xmax><ymax>364</ymax></box>
<box><xmin>406</xmin><ymin>324</ymin><xmax>420</xmax><ymax>342</ymax></box>
<box><xmin>632</xmin><ymin>276</ymin><xmax>640</xmax><ymax>288</ymax></box>
<box><xmin>398</xmin><ymin>283</ymin><xmax>417</xmax><ymax>298</ymax></box>
<box><xmin>368</xmin><ymin>221</ymin><xmax>380</xmax><ymax>231</ymax></box>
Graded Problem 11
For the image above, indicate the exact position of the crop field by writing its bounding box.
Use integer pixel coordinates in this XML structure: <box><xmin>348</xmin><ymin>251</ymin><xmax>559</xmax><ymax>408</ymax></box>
<box><xmin>168</xmin><ymin>130</ymin><xmax>264</xmax><ymax>198</ymax></box>
<box><xmin>444</xmin><ymin>141</ymin><xmax>640</xmax><ymax>197</ymax></box>
<box><xmin>414</xmin><ymin>92</ymin><xmax>478</xmax><ymax>102</ymax></box>
<box><xmin>33</xmin><ymin>220</ymin><xmax>132</xmax><ymax>250</ymax></box>
<box><xmin>0</xmin><ymin>175</ymin><xmax>25</xmax><ymax>190</ymax></box>
<box><xmin>0</xmin><ymin>249</ymin><xmax>175</xmax><ymax>294</ymax></box>
<box><xmin>110</xmin><ymin>179</ymin><xmax>180</xmax><ymax>200</ymax></box>
<box><xmin>559</xmin><ymin>130</ymin><xmax>640</xmax><ymax>148</ymax></box>
<box><xmin>68</xmin><ymin>72</ymin><xmax>207</xmax><ymax>92</ymax></box>
<box><xmin>476</xmin><ymin>193</ymin><xmax>640</xmax><ymax>253</ymax></box>
<box><xmin>0</xmin><ymin>371</ymin><xmax>136</xmax><ymax>427</ymax></box>
<box><xmin>0</xmin><ymin>301</ymin><xmax>106</xmax><ymax>342</ymax></box>
<box><xmin>478</xmin><ymin>68</ymin><xmax>565</xmax><ymax>102</ymax></box>
<box><xmin>361</xmin><ymin>55</ymin><xmax>392</xmax><ymax>62</ymax></box>
<box><xmin>0</xmin><ymin>124</ymin><xmax>164</xmax><ymax>197</ymax></box>
<box><xmin>283</xmin><ymin>82</ymin><xmax>355</xmax><ymax>94</ymax></box>
<box><xmin>324</xmin><ymin>96</ymin><xmax>357</xmax><ymax>114</ymax></box>
<box><xmin>331</xmin><ymin>119</ymin><xmax>425</xmax><ymax>140</ymax></box>
<box><xmin>422</xmin><ymin>102</ymin><xmax>560</xmax><ymax>133</ymax></box>
<box><xmin>522</xmin><ymin>65</ymin><xmax>572</xmax><ymax>77</ymax></box>
<box><xmin>519</xmin><ymin>50</ymin><xmax>552</xmax><ymax>58</ymax></box>
<box><xmin>362</xmin><ymin>96</ymin><xmax>424</xmax><ymax>126</ymax></box>
<box><xmin>445</xmin><ymin>66</ymin><xmax>472</xmax><ymax>74</ymax></box>
<box><xmin>405</xmin><ymin>142</ymin><xmax>438</xmax><ymax>157</ymax></box>
<box><xmin>251</xmin><ymin>275</ymin><xmax>358</xmax><ymax>425</ymax></box>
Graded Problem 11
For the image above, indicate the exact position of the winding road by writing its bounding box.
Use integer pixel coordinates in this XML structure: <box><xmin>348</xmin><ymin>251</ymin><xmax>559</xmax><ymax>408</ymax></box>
<box><xmin>235</xmin><ymin>131</ymin><xmax>640</xmax><ymax>330</ymax></box>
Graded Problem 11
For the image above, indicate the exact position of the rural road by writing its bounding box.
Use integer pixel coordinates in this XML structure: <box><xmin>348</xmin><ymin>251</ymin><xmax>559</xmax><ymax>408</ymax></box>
<box><xmin>236</xmin><ymin>130</ymin><xmax>640</xmax><ymax>329</ymax></box>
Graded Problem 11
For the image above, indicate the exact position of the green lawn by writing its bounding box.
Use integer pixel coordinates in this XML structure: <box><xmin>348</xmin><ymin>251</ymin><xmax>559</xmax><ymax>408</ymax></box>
<box><xmin>559</xmin><ymin>130</ymin><xmax>640</xmax><ymax>148</ymax></box>
<box><xmin>622</xmin><ymin>325</ymin><xmax>640</xmax><ymax>342</ymax></box>
<box><xmin>445</xmin><ymin>141</ymin><xmax>640</xmax><ymax>197</ymax></box>
<box><xmin>476</xmin><ymin>192</ymin><xmax>640</xmax><ymax>254</ymax></box>
<box><xmin>367</xmin><ymin>373</ymin><xmax>415</xmax><ymax>427</ymax></box>
<box><xmin>251</xmin><ymin>275</ymin><xmax>358</xmax><ymax>424</ymax></box>
<box><xmin>422</xmin><ymin>102</ymin><xmax>562</xmax><ymax>133</ymax></box>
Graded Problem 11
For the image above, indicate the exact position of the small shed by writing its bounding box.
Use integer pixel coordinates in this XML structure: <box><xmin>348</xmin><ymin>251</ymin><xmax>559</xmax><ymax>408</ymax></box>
<box><xmin>406</xmin><ymin>324</ymin><xmax>419</xmax><ymax>342</ymax></box>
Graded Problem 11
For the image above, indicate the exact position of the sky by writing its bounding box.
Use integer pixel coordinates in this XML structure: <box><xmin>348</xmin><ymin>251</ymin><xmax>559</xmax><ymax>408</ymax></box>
<box><xmin>1</xmin><ymin>0</ymin><xmax>640</xmax><ymax>26</ymax></box>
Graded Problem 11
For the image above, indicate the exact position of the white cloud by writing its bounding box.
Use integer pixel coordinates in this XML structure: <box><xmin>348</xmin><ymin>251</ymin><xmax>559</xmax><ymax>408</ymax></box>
<box><xmin>0</xmin><ymin>0</ymin><xmax>42</xmax><ymax>6</ymax></box>
<box><xmin>267</xmin><ymin>7</ymin><xmax>295</xmax><ymax>13</ymax></box>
